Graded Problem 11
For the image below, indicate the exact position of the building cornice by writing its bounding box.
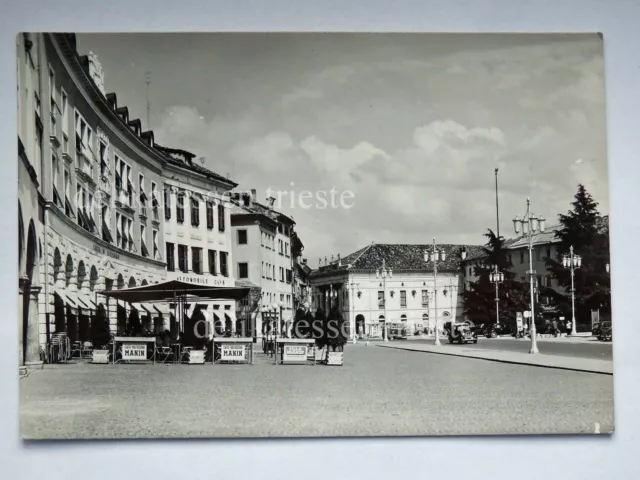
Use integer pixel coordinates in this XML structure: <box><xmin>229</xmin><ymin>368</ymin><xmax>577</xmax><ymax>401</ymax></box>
<box><xmin>163</xmin><ymin>162</ymin><xmax>236</xmax><ymax>191</ymax></box>
<box><xmin>47</xmin><ymin>203</ymin><xmax>166</xmax><ymax>268</ymax></box>
<box><xmin>50</xmin><ymin>34</ymin><xmax>166</xmax><ymax>174</ymax></box>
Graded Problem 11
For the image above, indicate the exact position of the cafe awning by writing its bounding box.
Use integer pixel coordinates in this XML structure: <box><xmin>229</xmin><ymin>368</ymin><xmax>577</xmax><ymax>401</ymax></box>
<box><xmin>131</xmin><ymin>302</ymin><xmax>152</xmax><ymax>313</ymax></box>
<box><xmin>98</xmin><ymin>279</ymin><xmax>251</xmax><ymax>303</ymax></box>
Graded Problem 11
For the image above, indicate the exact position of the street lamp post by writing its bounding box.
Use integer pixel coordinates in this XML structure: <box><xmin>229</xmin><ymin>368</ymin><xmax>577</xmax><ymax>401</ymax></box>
<box><xmin>376</xmin><ymin>260</ymin><xmax>392</xmax><ymax>342</ymax></box>
<box><xmin>512</xmin><ymin>198</ymin><xmax>545</xmax><ymax>354</ymax></box>
<box><xmin>563</xmin><ymin>245</ymin><xmax>582</xmax><ymax>337</ymax></box>
<box><xmin>349</xmin><ymin>282</ymin><xmax>359</xmax><ymax>341</ymax></box>
<box><xmin>424</xmin><ymin>238</ymin><xmax>446</xmax><ymax>346</ymax></box>
<box><xmin>489</xmin><ymin>265</ymin><xmax>505</xmax><ymax>327</ymax></box>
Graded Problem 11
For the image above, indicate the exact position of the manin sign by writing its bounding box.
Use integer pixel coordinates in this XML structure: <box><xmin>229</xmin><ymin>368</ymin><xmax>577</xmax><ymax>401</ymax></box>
<box><xmin>220</xmin><ymin>344</ymin><xmax>246</xmax><ymax>361</ymax></box>
<box><xmin>122</xmin><ymin>343</ymin><xmax>147</xmax><ymax>361</ymax></box>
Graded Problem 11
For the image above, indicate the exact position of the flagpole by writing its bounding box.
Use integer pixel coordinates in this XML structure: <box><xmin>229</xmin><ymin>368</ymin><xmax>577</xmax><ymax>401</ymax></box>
<box><xmin>495</xmin><ymin>168</ymin><xmax>500</xmax><ymax>238</ymax></box>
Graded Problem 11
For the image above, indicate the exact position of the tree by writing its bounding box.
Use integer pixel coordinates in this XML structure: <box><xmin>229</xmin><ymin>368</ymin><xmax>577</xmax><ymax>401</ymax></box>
<box><xmin>312</xmin><ymin>308</ymin><xmax>327</xmax><ymax>348</ymax></box>
<box><xmin>90</xmin><ymin>303</ymin><xmax>111</xmax><ymax>348</ymax></box>
<box><xmin>462</xmin><ymin>229</ymin><xmax>528</xmax><ymax>328</ymax></box>
<box><xmin>291</xmin><ymin>307</ymin><xmax>311</xmax><ymax>338</ymax></box>
<box><xmin>126</xmin><ymin>307</ymin><xmax>142</xmax><ymax>336</ymax></box>
<box><xmin>546</xmin><ymin>184</ymin><xmax>611</xmax><ymax>327</ymax></box>
<box><xmin>325</xmin><ymin>306</ymin><xmax>348</xmax><ymax>352</ymax></box>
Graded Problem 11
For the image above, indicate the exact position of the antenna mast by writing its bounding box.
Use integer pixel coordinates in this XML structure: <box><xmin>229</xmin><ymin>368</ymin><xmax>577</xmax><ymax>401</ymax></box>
<box><xmin>145</xmin><ymin>71</ymin><xmax>151</xmax><ymax>129</ymax></box>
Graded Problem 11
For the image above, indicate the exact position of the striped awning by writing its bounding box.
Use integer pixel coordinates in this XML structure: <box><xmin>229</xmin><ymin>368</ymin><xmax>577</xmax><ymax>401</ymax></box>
<box><xmin>131</xmin><ymin>302</ymin><xmax>152</xmax><ymax>313</ymax></box>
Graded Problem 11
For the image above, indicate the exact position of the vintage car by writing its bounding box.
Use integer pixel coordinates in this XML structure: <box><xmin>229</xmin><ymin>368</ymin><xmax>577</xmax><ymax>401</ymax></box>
<box><xmin>484</xmin><ymin>323</ymin><xmax>513</xmax><ymax>338</ymax></box>
<box><xmin>597</xmin><ymin>321</ymin><xmax>612</xmax><ymax>341</ymax></box>
<box><xmin>446</xmin><ymin>322</ymin><xmax>478</xmax><ymax>344</ymax></box>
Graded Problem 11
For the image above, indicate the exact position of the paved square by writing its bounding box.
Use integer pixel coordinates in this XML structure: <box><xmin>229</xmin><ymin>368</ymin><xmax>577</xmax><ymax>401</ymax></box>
<box><xmin>20</xmin><ymin>344</ymin><xmax>613</xmax><ymax>439</ymax></box>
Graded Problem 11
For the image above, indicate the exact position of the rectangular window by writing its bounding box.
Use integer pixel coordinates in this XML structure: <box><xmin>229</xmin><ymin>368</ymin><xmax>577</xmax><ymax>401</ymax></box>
<box><xmin>217</xmin><ymin>204</ymin><xmax>225</xmax><ymax>232</ymax></box>
<box><xmin>190</xmin><ymin>196</ymin><xmax>200</xmax><ymax>227</ymax></box>
<box><xmin>220</xmin><ymin>251</ymin><xmax>228</xmax><ymax>277</ymax></box>
<box><xmin>164</xmin><ymin>188</ymin><xmax>171</xmax><ymax>220</ymax></box>
<box><xmin>166</xmin><ymin>243</ymin><xmax>175</xmax><ymax>271</ymax></box>
<box><xmin>261</xmin><ymin>261</ymin><xmax>265</xmax><ymax>278</ymax></box>
<box><xmin>378</xmin><ymin>291</ymin><xmax>385</xmax><ymax>309</ymax></box>
<box><xmin>176</xmin><ymin>191</ymin><xmax>185</xmax><ymax>223</ymax></box>
<box><xmin>280</xmin><ymin>267</ymin><xmax>284</xmax><ymax>282</ymax></box>
<box><xmin>140</xmin><ymin>225</ymin><xmax>148</xmax><ymax>257</ymax></box>
<box><xmin>400</xmin><ymin>290</ymin><xmax>407</xmax><ymax>308</ymax></box>
<box><xmin>192</xmin><ymin>247</ymin><xmax>202</xmax><ymax>274</ymax></box>
<box><xmin>520</xmin><ymin>251</ymin><xmax>524</xmax><ymax>264</ymax></box>
<box><xmin>152</xmin><ymin>229</ymin><xmax>159</xmax><ymax>259</ymax></box>
<box><xmin>60</xmin><ymin>89</ymin><xmax>68</xmax><ymax>133</ymax></box>
<box><xmin>178</xmin><ymin>244</ymin><xmax>188</xmax><ymax>272</ymax></box>
<box><xmin>285</xmin><ymin>242</ymin><xmax>289</xmax><ymax>257</ymax></box>
<box><xmin>280</xmin><ymin>294</ymin><xmax>285</xmax><ymax>303</ymax></box>
<box><xmin>421</xmin><ymin>290</ymin><xmax>429</xmax><ymax>307</ymax></box>
<box><xmin>237</xmin><ymin>229</ymin><xmax>247</xmax><ymax>245</ymax></box>
<box><xmin>208</xmin><ymin>250</ymin><xmax>217</xmax><ymax>275</ymax></box>
<box><xmin>286</xmin><ymin>269</ymin><xmax>292</xmax><ymax>284</ymax></box>
<box><xmin>238</xmin><ymin>262</ymin><xmax>248</xmax><ymax>279</ymax></box>
<box><xmin>206</xmin><ymin>201</ymin><xmax>214</xmax><ymax>230</ymax></box>
<box><xmin>101</xmin><ymin>205</ymin><xmax>113</xmax><ymax>243</ymax></box>
<box><xmin>139</xmin><ymin>173</ymin><xmax>147</xmax><ymax>217</ymax></box>
<box><xmin>151</xmin><ymin>182</ymin><xmax>158</xmax><ymax>220</ymax></box>
<box><xmin>99</xmin><ymin>141</ymin><xmax>108</xmax><ymax>177</ymax></box>
<box><xmin>116</xmin><ymin>213</ymin><xmax>122</xmax><ymax>248</ymax></box>
<box><xmin>546</xmin><ymin>247</ymin><xmax>552</xmax><ymax>259</ymax></box>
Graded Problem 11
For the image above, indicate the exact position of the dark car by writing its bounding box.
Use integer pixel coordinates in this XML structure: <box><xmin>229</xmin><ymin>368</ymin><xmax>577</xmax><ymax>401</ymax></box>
<box><xmin>484</xmin><ymin>323</ymin><xmax>513</xmax><ymax>338</ymax></box>
<box><xmin>597</xmin><ymin>321</ymin><xmax>612</xmax><ymax>341</ymax></box>
<box><xmin>445</xmin><ymin>322</ymin><xmax>478</xmax><ymax>344</ymax></box>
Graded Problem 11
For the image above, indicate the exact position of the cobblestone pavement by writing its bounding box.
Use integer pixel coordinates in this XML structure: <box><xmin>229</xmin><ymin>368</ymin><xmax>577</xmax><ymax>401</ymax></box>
<box><xmin>411</xmin><ymin>337</ymin><xmax>612</xmax><ymax>360</ymax></box>
<box><xmin>20</xmin><ymin>344</ymin><xmax>614</xmax><ymax>439</ymax></box>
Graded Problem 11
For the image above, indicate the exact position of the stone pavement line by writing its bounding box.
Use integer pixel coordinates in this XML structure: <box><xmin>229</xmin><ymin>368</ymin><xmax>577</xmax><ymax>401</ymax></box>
<box><xmin>377</xmin><ymin>343</ymin><xmax>613</xmax><ymax>375</ymax></box>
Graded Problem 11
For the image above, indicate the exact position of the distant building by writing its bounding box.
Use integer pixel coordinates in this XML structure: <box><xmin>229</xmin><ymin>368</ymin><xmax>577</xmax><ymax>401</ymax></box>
<box><xmin>309</xmin><ymin>243</ymin><xmax>483</xmax><ymax>338</ymax></box>
<box><xmin>230</xmin><ymin>191</ymin><xmax>297</xmax><ymax>338</ymax></box>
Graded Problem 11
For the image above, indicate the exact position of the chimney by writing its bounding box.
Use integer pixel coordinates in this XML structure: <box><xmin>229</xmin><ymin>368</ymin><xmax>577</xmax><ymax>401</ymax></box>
<box><xmin>251</xmin><ymin>189</ymin><xmax>257</xmax><ymax>201</ymax></box>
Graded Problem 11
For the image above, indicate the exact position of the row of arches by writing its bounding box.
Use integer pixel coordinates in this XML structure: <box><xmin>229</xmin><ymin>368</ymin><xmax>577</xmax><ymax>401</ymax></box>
<box><xmin>52</xmin><ymin>247</ymin><xmax>152</xmax><ymax>292</ymax></box>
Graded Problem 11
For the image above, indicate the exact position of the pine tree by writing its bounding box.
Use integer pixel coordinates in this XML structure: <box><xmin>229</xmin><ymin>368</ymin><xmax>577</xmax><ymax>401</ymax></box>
<box><xmin>546</xmin><ymin>184</ymin><xmax>611</xmax><ymax>327</ymax></box>
<box><xmin>90</xmin><ymin>303</ymin><xmax>111</xmax><ymax>348</ymax></box>
<box><xmin>291</xmin><ymin>307</ymin><xmax>310</xmax><ymax>338</ymax></box>
<box><xmin>463</xmin><ymin>229</ymin><xmax>530</xmax><ymax>329</ymax></box>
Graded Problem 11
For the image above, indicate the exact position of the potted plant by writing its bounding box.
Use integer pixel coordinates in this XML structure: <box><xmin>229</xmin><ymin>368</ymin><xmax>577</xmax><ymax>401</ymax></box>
<box><xmin>312</xmin><ymin>308</ymin><xmax>327</xmax><ymax>362</ymax></box>
<box><xmin>90</xmin><ymin>303</ymin><xmax>110</xmax><ymax>364</ymax></box>
<box><xmin>325</xmin><ymin>306</ymin><xmax>348</xmax><ymax>366</ymax></box>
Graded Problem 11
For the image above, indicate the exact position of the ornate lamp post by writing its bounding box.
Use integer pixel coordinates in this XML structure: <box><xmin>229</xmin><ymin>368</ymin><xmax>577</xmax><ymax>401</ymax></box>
<box><xmin>489</xmin><ymin>265</ymin><xmax>505</xmax><ymax>327</ymax></box>
<box><xmin>563</xmin><ymin>245</ymin><xmax>582</xmax><ymax>336</ymax></box>
<box><xmin>349</xmin><ymin>282</ymin><xmax>360</xmax><ymax>341</ymax></box>
<box><xmin>376</xmin><ymin>260</ymin><xmax>392</xmax><ymax>342</ymax></box>
<box><xmin>424</xmin><ymin>238</ymin><xmax>446</xmax><ymax>346</ymax></box>
<box><xmin>512</xmin><ymin>198</ymin><xmax>545</xmax><ymax>354</ymax></box>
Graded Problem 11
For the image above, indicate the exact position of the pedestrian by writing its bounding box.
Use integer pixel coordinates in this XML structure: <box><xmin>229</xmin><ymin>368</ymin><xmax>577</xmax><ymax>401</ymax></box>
<box><xmin>552</xmin><ymin>319</ymin><xmax>559</xmax><ymax>337</ymax></box>
<box><xmin>566</xmin><ymin>320</ymin><xmax>572</xmax><ymax>336</ymax></box>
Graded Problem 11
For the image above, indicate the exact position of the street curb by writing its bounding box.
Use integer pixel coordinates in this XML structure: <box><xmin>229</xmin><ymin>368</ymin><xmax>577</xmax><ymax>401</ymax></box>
<box><xmin>377</xmin><ymin>344</ymin><xmax>613</xmax><ymax>375</ymax></box>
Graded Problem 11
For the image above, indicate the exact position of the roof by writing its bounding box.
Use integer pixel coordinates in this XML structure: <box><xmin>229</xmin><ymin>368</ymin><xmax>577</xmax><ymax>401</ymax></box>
<box><xmin>312</xmin><ymin>243</ymin><xmax>485</xmax><ymax>277</ymax></box>
<box><xmin>507</xmin><ymin>224</ymin><xmax>562</xmax><ymax>249</ymax></box>
<box><xmin>155</xmin><ymin>144</ymin><xmax>237</xmax><ymax>188</ymax></box>
<box><xmin>231</xmin><ymin>196</ymin><xmax>296</xmax><ymax>225</ymax></box>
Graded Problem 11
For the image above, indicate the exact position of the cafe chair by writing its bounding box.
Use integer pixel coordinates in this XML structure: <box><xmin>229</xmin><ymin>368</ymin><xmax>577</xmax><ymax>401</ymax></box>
<box><xmin>180</xmin><ymin>346</ymin><xmax>193</xmax><ymax>363</ymax></box>
<box><xmin>156</xmin><ymin>345</ymin><xmax>174</xmax><ymax>364</ymax></box>
<box><xmin>82</xmin><ymin>341</ymin><xmax>93</xmax><ymax>359</ymax></box>
<box><xmin>70</xmin><ymin>341</ymin><xmax>82</xmax><ymax>359</ymax></box>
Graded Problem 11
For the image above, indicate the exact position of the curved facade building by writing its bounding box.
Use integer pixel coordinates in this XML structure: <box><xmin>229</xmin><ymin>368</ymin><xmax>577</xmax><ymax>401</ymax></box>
<box><xmin>17</xmin><ymin>33</ymin><xmax>240</xmax><ymax>370</ymax></box>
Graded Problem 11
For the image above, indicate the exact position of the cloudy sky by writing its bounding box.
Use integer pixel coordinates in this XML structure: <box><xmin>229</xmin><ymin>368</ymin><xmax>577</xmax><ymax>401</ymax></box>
<box><xmin>77</xmin><ymin>33</ymin><xmax>608</xmax><ymax>262</ymax></box>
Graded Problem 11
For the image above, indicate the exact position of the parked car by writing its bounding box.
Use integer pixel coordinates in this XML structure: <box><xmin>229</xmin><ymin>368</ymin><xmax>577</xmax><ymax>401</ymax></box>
<box><xmin>597</xmin><ymin>321</ymin><xmax>612</xmax><ymax>341</ymax></box>
<box><xmin>484</xmin><ymin>323</ymin><xmax>513</xmax><ymax>338</ymax></box>
<box><xmin>445</xmin><ymin>322</ymin><xmax>478</xmax><ymax>344</ymax></box>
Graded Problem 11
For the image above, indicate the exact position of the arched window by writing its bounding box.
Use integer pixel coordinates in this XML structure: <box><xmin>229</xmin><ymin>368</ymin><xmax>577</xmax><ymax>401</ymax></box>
<box><xmin>53</xmin><ymin>248</ymin><xmax>62</xmax><ymax>283</ymax></box>
<box><xmin>378</xmin><ymin>315</ymin><xmax>385</xmax><ymax>322</ymax></box>
<box><xmin>128</xmin><ymin>276</ymin><xmax>136</xmax><ymax>288</ymax></box>
<box><xmin>400</xmin><ymin>314</ymin><xmax>407</xmax><ymax>322</ymax></box>
<box><xmin>117</xmin><ymin>274</ymin><xmax>125</xmax><ymax>289</ymax></box>
<box><xmin>65</xmin><ymin>254</ymin><xmax>74</xmax><ymax>287</ymax></box>
<box><xmin>89</xmin><ymin>266</ymin><xmax>99</xmax><ymax>291</ymax></box>
<box><xmin>77</xmin><ymin>261</ymin><xmax>86</xmax><ymax>290</ymax></box>
<box><xmin>443</xmin><ymin>311</ymin><xmax>451</xmax><ymax>317</ymax></box>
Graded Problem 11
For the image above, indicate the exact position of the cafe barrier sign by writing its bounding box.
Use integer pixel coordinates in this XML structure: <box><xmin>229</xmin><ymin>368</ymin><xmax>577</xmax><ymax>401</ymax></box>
<box><xmin>283</xmin><ymin>345</ymin><xmax>308</xmax><ymax>363</ymax></box>
<box><xmin>122</xmin><ymin>343</ymin><xmax>147</xmax><ymax>361</ymax></box>
<box><xmin>221</xmin><ymin>344</ymin><xmax>246</xmax><ymax>361</ymax></box>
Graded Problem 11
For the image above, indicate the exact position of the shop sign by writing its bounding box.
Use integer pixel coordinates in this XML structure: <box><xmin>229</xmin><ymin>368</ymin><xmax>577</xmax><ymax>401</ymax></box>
<box><xmin>171</xmin><ymin>273</ymin><xmax>230</xmax><ymax>287</ymax></box>
<box><xmin>93</xmin><ymin>243</ymin><xmax>120</xmax><ymax>260</ymax></box>
<box><xmin>122</xmin><ymin>343</ymin><xmax>147</xmax><ymax>360</ymax></box>
<box><xmin>221</xmin><ymin>344</ymin><xmax>246</xmax><ymax>361</ymax></box>
<box><xmin>283</xmin><ymin>345</ymin><xmax>308</xmax><ymax>363</ymax></box>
